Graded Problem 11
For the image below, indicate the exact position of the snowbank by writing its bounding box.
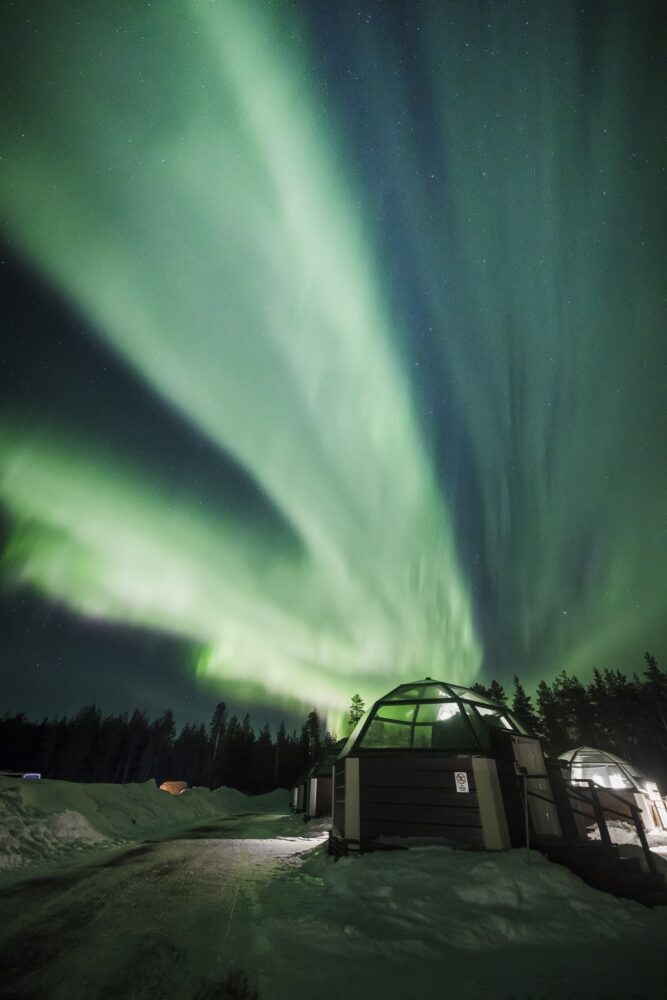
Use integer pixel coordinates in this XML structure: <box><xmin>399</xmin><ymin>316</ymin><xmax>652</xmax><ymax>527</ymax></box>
<box><xmin>588</xmin><ymin>818</ymin><xmax>667</xmax><ymax>855</ymax></box>
<box><xmin>256</xmin><ymin>844</ymin><xmax>667</xmax><ymax>999</ymax></box>
<box><xmin>0</xmin><ymin>776</ymin><xmax>290</xmax><ymax>873</ymax></box>
<box><xmin>312</xmin><ymin>846</ymin><xmax>643</xmax><ymax>948</ymax></box>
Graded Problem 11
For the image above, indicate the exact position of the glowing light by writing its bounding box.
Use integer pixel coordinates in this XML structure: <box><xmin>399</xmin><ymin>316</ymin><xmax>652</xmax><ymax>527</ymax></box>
<box><xmin>0</xmin><ymin>1</ymin><xmax>479</xmax><ymax>715</ymax></box>
<box><xmin>437</xmin><ymin>703</ymin><xmax>458</xmax><ymax>722</ymax></box>
<box><xmin>0</xmin><ymin>1</ymin><xmax>665</xmax><ymax>709</ymax></box>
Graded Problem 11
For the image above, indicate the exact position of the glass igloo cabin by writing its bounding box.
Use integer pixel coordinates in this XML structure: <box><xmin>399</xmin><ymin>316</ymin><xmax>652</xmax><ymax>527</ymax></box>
<box><xmin>330</xmin><ymin>678</ymin><xmax>564</xmax><ymax>854</ymax></box>
<box><xmin>559</xmin><ymin>746</ymin><xmax>667</xmax><ymax>833</ymax></box>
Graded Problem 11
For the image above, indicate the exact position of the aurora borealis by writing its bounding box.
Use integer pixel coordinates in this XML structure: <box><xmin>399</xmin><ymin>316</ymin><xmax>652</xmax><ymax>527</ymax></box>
<box><xmin>0</xmin><ymin>1</ymin><xmax>665</xmax><ymax>724</ymax></box>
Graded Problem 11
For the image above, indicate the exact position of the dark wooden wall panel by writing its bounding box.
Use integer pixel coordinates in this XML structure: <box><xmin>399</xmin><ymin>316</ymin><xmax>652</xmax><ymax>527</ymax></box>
<box><xmin>358</xmin><ymin>752</ymin><xmax>483</xmax><ymax>846</ymax></box>
<box><xmin>361</xmin><ymin>753</ymin><xmax>475</xmax><ymax>774</ymax></box>
<box><xmin>363</xmin><ymin>785</ymin><xmax>479</xmax><ymax>808</ymax></box>
<box><xmin>314</xmin><ymin>776</ymin><xmax>332</xmax><ymax>816</ymax></box>
<box><xmin>363</xmin><ymin>819</ymin><xmax>485</xmax><ymax>847</ymax></box>
<box><xmin>359</xmin><ymin>770</ymin><xmax>476</xmax><ymax>791</ymax></box>
<box><xmin>364</xmin><ymin>802</ymin><xmax>481</xmax><ymax>826</ymax></box>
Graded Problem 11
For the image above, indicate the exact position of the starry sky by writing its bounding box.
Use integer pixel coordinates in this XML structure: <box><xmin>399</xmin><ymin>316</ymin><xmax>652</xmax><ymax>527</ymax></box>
<box><xmin>0</xmin><ymin>0</ymin><xmax>665</xmax><ymax>729</ymax></box>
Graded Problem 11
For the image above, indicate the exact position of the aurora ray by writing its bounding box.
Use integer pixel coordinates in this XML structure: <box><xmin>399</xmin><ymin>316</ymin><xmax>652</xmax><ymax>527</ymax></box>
<box><xmin>0</xmin><ymin>0</ymin><xmax>479</xmax><ymax>715</ymax></box>
<box><xmin>0</xmin><ymin>1</ymin><xmax>665</xmax><ymax>718</ymax></box>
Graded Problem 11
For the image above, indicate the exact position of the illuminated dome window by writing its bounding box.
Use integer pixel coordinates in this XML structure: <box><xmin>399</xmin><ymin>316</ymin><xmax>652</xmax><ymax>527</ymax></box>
<box><xmin>559</xmin><ymin>746</ymin><xmax>648</xmax><ymax>792</ymax></box>
<box><xmin>340</xmin><ymin>678</ymin><xmax>527</xmax><ymax>756</ymax></box>
<box><xmin>384</xmin><ymin>684</ymin><xmax>449</xmax><ymax>701</ymax></box>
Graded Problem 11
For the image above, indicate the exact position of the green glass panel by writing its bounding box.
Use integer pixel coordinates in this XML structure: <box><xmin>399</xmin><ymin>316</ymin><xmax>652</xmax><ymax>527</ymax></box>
<box><xmin>456</xmin><ymin>689</ymin><xmax>500</xmax><ymax>707</ymax></box>
<box><xmin>462</xmin><ymin>703</ymin><xmax>489</xmax><ymax>749</ymax></box>
<box><xmin>415</xmin><ymin>701</ymin><xmax>458</xmax><ymax>724</ymax></box>
<box><xmin>505</xmin><ymin>710</ymin><xmax>528</xmax><ymax>734</ymax></box>
<box><xmin>385</xmin><ymin>686</ymin><xmax>427</xmax><ymax>700</ymax></box>
<box><xmin>476</xmin><ymin>706</ymin><xmax>513</xmax><ymax>730</ymax></box>
<box><xmin>385</xmin><ymin>684</ymin><xmax>447</xmax><ymax>701</ymax></box>
<box><xmin>430</xmin><ymin>712</ymin><xmax>477</xmax><ymax>751</ymax></box>
<box><xmin>412</xmin><ymin>725</ymin><xmax>433</xmax><ymax>749</ymax></box>
<box><xmin>375</xmin><ymin>702</ymin><xmax>417</xmax><ymax>724</ymax></box>
<box><xmin>361</xmin><ymin>719</ymin><xmax>412</xmax><ymax>749</ymax></box>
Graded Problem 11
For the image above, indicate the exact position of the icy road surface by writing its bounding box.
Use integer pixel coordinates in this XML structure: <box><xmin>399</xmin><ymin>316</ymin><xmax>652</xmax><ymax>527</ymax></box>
<box><xmin>2</xmin><ymin>809</ymin><xmax>667</xmax><ymax>1000</ymax></box>
<box><xmin>0</xmin><ymin>811</ymin><xmax>323</xmax><ymax>1000</ymax></box>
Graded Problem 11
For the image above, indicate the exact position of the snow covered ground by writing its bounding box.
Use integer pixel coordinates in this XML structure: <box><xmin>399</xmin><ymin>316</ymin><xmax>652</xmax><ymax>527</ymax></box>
<box><xmin>587</xmin><ymin>818</ymin><xmax>667</xmax><ymax>857</ymax></box>
<box><xmin>1</xmin><ymin>778</ymin><xmax>667</xmax><ymax>999</ymax></box>
<box><xmin>0</xmin><ymin>774</ymin><xmax>287</xmax><ymax>874</ymax></box>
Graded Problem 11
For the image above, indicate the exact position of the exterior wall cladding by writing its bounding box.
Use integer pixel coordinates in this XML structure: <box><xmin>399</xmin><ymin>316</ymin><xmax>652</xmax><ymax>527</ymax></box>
<box><xmin>359</xmin><ymin>752</ymin><xmax>482</xmax><ymax>845</ymax></box>
<box><xmin>334</xmin><ymin>750</ymin><xmax>525</xmax><ymax>849</ymax></box>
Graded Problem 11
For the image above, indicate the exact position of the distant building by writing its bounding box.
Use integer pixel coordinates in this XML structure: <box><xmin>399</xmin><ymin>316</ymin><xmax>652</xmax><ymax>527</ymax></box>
<box><xmin>559</xmin><ymin>746</ymin><xmax>667</xmax><ymax>833</ymax></box>
<box><xmin>291</xmin><ymin>740</ymin><xmax>346</xmax><ymax>819</ymax></box>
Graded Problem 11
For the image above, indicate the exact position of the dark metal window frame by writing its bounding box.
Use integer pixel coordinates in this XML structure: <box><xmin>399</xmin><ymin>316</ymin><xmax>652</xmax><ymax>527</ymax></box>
<box><xmin>355</xmin><ymin>698</ymin><xmax>504</xmax><ymax>753</ymax></box>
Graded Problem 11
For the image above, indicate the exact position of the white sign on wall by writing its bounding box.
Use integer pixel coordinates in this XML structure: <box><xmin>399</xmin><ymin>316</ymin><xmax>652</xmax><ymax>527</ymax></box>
<box><xmin>454</xmin><ymin>771</ymin><xmax>469</xmax><ymax>794</ymax></box>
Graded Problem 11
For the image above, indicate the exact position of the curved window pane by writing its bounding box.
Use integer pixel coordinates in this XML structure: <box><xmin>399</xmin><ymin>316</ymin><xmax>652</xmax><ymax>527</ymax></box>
<box><xmin>339</xmin><ymin>707</ymin><xmax>372</xmax><ymax>758</ymax></box>
<box><xmin>448</xmin><ymin>685</ymin><xmax>499</xmax><ymax>707</ymax></box>
<box><xmin>415</xmin><ymin>701</ymin><xmax>458</xmax><ymax>725</ymax></box>
<box><xmin>412</xmin><ymin>724</ymin><xmax>433</xmax><ymax>749</ymax></box>
<box><xmin>415</xmin><ymin>702</ymin><xmax>477</xmax><ymax>751</ymax></box>
<box><xmin>375</xmin><ymin>702</ymin><xmax>417</xmax><ymax>724</ymax></box>
<box><xmin>385</xmin><ymin>686</ymin><xmax>425</xmax><ymax>700</ymax></box>
<box><xmin>572</xmin><ymin>762</ymin><xmax>632</xmax><ymax>789</ymax></box>
<box><xmin>361</xmin><ymin>719</ymin><xmax>412</xmax><ymax>749</ymax></box>
<box><xmin>476</xmin><ymin>706</ymin><xmax>513</xmax><ymax>730</ymax></box>
<box><xmin>462</xmin><ymin>703</ymin><xmax>489</xmax><ymax>749</ymax></box>
<box><xmin>385</xmin><ymin>684</ymin><xmax>448</xmax><ymax>701</ymax></box>
<box><xmin>505</xmin><ymin>710</ymin><xmax>528</xmax><ymax>734</ymax></box>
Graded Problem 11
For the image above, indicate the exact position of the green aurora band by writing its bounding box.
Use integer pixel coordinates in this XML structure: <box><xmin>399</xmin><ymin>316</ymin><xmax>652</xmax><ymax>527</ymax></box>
<box><xmin>0</xmin><ymin>1</ymin><xmax>478</xmax><ymax>715</ymax></box>
<box><xmin>0</xmin><ymin>2</ymin><xmax>665</xmax><ymax>716</ymax></box>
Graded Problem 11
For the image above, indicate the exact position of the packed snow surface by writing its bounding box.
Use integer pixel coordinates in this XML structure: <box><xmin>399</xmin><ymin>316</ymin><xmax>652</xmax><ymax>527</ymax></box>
<box><xmin>0</xmin><ymin>774</ymin><xmax>288</xmax><ymax>872</ymax></box>
<box><xmin>1</xmin><ymin>779</ymin><xmax>666</xmax><ymax>999</ymax></box>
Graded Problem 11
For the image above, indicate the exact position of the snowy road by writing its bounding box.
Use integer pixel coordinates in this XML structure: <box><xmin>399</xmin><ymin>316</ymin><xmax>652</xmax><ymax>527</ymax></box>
<box><xmin>2</xmin><ymin>809</ymin><xmax>667</xmax><ymax>1000</ymax></box>
<box><xmin>0</xmin><ymin>812</ymin><xmax>324</xmax><ymax>1000</ymax></box>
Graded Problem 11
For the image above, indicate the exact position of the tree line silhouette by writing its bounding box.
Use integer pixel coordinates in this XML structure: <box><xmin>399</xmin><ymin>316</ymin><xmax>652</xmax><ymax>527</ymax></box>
<box><xmin>0</xmin><ymin>702</ymin><xmax>335</xmax><ymax>794</ymax></box>
<box><xmin>473</xmin><ymin>652</ymin><xmax>667</xmax><ymax>786</ymax></box>
<box><xmin>1</xmin><ymin>652</ymin><xmax>665</xmax><ymax>791</ymax></box>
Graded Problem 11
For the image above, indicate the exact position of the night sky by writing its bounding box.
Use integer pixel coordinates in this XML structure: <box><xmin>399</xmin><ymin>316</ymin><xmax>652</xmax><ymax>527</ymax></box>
<box><xmin>0</xmin><ymin>1</ymin><xmax>665</xmax><ymax>729</ymax></box>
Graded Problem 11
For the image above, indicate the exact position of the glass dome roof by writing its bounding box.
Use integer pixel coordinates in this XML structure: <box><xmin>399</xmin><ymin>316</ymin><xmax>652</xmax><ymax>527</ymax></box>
<box><xmin>340</xmin><ymin>677</ymin><xmax>527</xmax><ymax>757</ymax></box>
<box><xmin>558</xmin><ymin>745</ymin><xmax>650</xmax><ymax>792</ymax></box>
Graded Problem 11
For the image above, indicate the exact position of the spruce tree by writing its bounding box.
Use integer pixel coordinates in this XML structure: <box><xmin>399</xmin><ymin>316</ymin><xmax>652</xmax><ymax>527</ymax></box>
<box><xmin>348</xmin><ymin>694</ymin><xmax>365</xmax><ymax>728</ymax></box>
<box><xmin>470</xmin><ymin>682</ymin><xmax>493</xmax><ymax>700</ymax></box>
<box><xmin>511</xmin><ymin>676</ymin><xmax>539</xmax><ymax>734</ymax></box>
<box><xmin>536</xmin><ymin>679</ymin><xmax>569</xmax><ymax>752</ymax></box>
<box><xmin>274</xmin><ymin>721</ymin><xmax>287</xmax><ymax>785</ymax></box>
<box><xmin>304</xmin><ymin>710</ymin><xmax>321</xmax><ymax>763</ymax></box>
<box><xmin>489</xmin><ymin>681</ymin><xmax>508</xmax><ymax>706</ymax></box>
<box><xmin>471</xmin><ymin>680</ymin><xmax>507</xmax><ymax>705</ymax></box>
<box><xmin>209</xmin><ymin>701</ymin><xmax>227</xmax><ymax>788</ymax></box>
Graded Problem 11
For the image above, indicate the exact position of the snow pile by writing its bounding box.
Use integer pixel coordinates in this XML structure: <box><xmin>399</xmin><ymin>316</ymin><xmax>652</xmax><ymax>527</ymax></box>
<box><xmin>588</xmin><ymin>819</ymin><xmax>667</xmax><ymax>854</ymax></box>
<box><xmin>305</xmin><ymin>846</ymin><xmax>643</xmax><ymax>950</ymax></box>
<box><xmin>0</xmin><ymin>786</ymin><xmax>107</xmax><ymax>870</ymax></box>
<box><xmin>0</xmin><ymin>775</ymin><xmax>289</xmax><ymax>873</ymax></box>
<box><xmin>256</xmin><ymin>844</ymin><xmax>667</xmax><ymax>999</ymax></box>
<box><xmin>249</xmin><ymin>787</ymin><xmax>292</xmax><ymax>812</ymax></box>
